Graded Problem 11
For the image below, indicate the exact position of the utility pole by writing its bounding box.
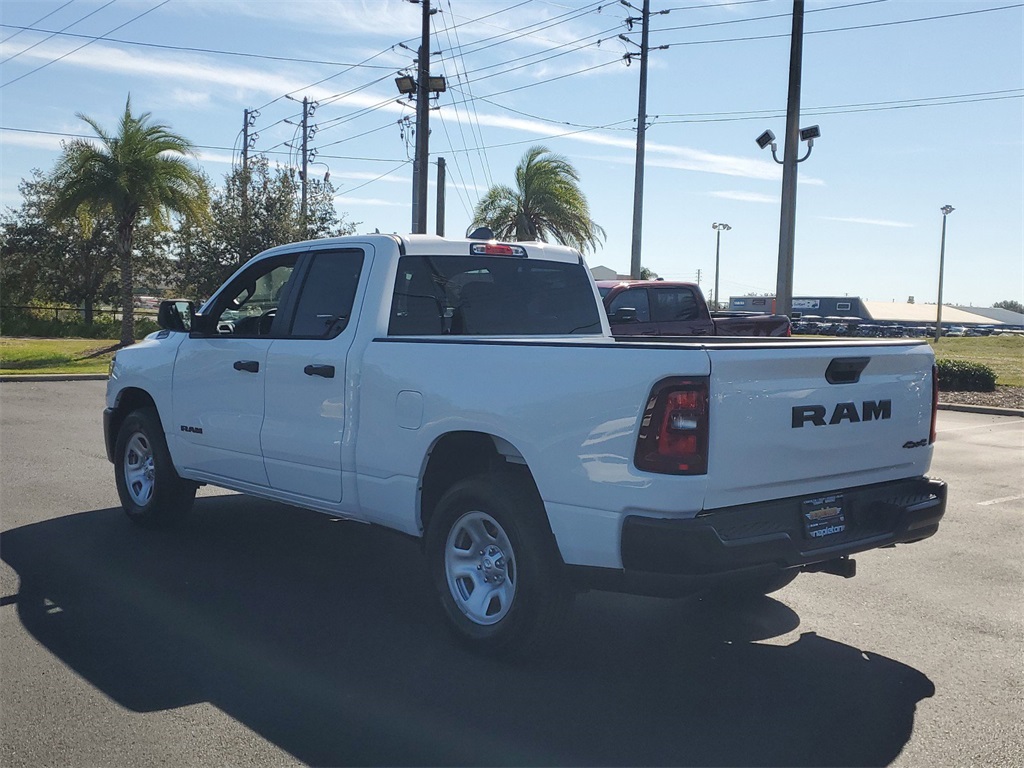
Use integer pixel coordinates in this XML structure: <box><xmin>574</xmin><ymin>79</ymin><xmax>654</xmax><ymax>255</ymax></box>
<box><xmin>301</xmin><ymin>96</ymin><xmax>309</xmax><ymax>234</ymax></box>
<box><xmin>285</xmin><ymin>96</ymin><xmax>317</xmax><ymax>238</ymax></box>
<box><xmin>436</xmin><ymin>157</ymin><xmax>446</xmax><ymax>236</ymax></box>
<box><xmin>413</xmin><ymin>0</ymin><xmax>432</xmax><ymax>234</ymax></box>
<box><xmin>241</xmin><ymin>108</ymin><xmax>258</xmax><ymax>264</ymax></box>
<box><xmin>775</xmin><ymin>0</ymin><xmax>805</xmax><ymax>318</ymax></box>
<box><xmin>622</xmin><ymin>0</ymin><xmax>667</xmax><ymax>279</ymax></box>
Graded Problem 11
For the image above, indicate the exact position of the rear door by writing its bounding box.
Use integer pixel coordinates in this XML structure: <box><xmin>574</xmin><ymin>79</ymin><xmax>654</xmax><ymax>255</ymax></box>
<box><xmin>259</xmin><ymin>245</ymin><xmax>369</xmax><ymax>503</ymax></box>
<box><xmin>650</xmin><ymin>285</ymin><xmax>714</xmax><ymax>336</ymax></box>
<box><xmin>703</xmin><ymin>341</ymin><xmax>935</xmax><ymax>510</ymax></box>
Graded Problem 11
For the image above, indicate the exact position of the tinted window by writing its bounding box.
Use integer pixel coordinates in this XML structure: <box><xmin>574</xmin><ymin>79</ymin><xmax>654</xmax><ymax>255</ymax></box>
<box><xmin>287</xmin><ymin>250</ymin><xmax>365</xmax><ymax>338</ymax></box>
<box><xmin>206</xmin><ymin>255</ymin><xmax>298</xmax><ymax>337</ymax></box>
<box><xmin>388</xmin><ymin>255</ymin><xmax>601</xmax><ymax>336</ymax></box>
<box><xmin>650</xmin><ymin>288</ymin><xmax>699</xmax><ymax>323</ymax></box>
<box><xmin>607</xmin><ymin>288</ymin><xmax>650</xmax><ymax>322</ymax></box>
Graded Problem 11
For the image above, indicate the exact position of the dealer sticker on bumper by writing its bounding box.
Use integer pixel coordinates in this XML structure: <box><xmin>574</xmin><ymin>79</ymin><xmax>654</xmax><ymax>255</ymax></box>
<box><xmin>802</xmin><ymin>494</ymin><xmax>846</xmax><ymax>539</ymax></box>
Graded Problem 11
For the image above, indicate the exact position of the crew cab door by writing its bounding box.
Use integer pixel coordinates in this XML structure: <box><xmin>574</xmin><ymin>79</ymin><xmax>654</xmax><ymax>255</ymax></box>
<box><xmin>649</xmin><ymin>285</ymin><xmax>714</xmax><ymax>336</ymax></box>
<box><xmin>172</xmin><ymin>250</ymin><xmax>305</xmax><ymax>486</ymax></box>
<box><xmin>259</xmin><ymin>245</ymin><xmax>369</xmax><ymax>503</ymax></box>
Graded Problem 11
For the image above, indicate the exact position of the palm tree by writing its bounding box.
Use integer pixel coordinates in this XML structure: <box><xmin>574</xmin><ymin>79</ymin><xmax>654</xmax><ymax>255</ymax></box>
<box><xmin>50</xmin><ymin>97</ymin><xmax>208</xmax><ymax>345</ymax></box>
<box><xmin>470</xmin><ymin>146</ymin><xmax>605</xmax><ymax>254</ymax></box>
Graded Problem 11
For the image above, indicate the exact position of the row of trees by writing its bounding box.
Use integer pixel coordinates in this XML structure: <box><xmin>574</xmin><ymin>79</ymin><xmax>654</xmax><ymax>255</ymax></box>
<box><xmin>1</xmin><ymin>100</ymin><xmax>608</xmax><ymax>346</ymax></box>
<box><xmin>1</xmin><ymin>99</ymin><xmax>355</xmax><ymax>345</ymax></box>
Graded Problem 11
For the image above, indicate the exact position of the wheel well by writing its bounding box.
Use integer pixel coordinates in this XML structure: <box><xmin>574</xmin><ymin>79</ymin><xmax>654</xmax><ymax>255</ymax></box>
<box><xmin>107</xmin><ymin>388</ymin><xmax>159</xmax><ymax>456</ymax></box>
<box><xmin>419</xmin><ymin>432</ymin><xmax>539</xmax><ymax>536</ymax></box>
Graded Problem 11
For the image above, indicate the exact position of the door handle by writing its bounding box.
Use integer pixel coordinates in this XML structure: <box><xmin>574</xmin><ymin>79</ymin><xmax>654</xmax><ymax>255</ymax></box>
<box><xmin>304</xmin><ymin>364</ymin><xmax>335</xmax><ymax>378</ymax></box>
<box><xmin>233</xmin><ymin>360</ymin><xmax>259</xmax><ymax>373</ymax></box>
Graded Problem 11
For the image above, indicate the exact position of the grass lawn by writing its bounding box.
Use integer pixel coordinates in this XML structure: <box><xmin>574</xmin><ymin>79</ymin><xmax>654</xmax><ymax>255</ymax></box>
<box><xmin>0</xmin><ymin>337</ymin><xmax>119</xmax><ymax>375</ymax></box>
<box><xmin>2</xmin><ymin>334</ymin><xmax>1022</xmax><ymax>386</ymax></box>
<box><xmin>929</xmin><ymin>335</ymin><xmax>1024</xmax><ymax>387</ymax></box>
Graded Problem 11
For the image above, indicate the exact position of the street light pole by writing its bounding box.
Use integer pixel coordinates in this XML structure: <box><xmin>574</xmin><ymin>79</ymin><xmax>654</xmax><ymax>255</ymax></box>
<box><xmin>712</xmin><ymin>222</ymin><xmax>731</xmax><ymax>310</ymax></box>
<box><xmin>934</xmin><ymin>205</ymin><xmax>955</xmax><ymax>343</ymax></box>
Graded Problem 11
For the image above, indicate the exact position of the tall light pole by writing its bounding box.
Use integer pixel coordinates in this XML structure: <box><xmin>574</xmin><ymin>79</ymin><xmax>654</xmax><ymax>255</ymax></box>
<box><xmin>934</xmin><ymin>205</ymin><xmax>955</xmax><ymax>342</ymax></box>
<box><xmin>712</xmin><ymin>222</ymin><xmax>731</xmax><ymax>310</ymax></box>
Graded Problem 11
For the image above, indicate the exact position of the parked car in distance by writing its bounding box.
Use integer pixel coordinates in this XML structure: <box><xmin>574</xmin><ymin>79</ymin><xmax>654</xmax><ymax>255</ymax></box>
<box><xmin>597</xmin><ymin>280</ymin><xmax>791</xmax><ymax>337</ymax></box>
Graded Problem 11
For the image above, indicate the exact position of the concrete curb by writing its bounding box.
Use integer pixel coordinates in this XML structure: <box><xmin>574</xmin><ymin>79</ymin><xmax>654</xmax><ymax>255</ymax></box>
<box><xmin>0</xmin><ymin>374</ymin><xmax>109</xmax><ymax>382</ymax></box>
<box><xmin>936</xmin><ymin>403</ymin><xmax>1023</xmax><ymax>418</ymax></box>
<box><xmin>3</xmin><ymin>375</ymin><xmax>1022</xmax><ymax>417</ymax></box>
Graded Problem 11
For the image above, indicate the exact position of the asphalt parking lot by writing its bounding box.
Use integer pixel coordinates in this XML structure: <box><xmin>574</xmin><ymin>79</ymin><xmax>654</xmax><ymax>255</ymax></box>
<box><xmin>1</xmin><ymin>381</ymin><xmax>1021</xmax><ymax>767</ymax></box>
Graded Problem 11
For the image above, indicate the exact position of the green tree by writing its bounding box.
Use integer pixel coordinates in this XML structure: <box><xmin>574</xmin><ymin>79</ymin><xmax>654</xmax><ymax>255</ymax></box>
<box><xmin>1</xmin><ymin>169</ymin><xmax>120</xmax><ymax>323</ymax></box>
<box><xmin>2</xmin><ymin>169</ymin><xmax>176</xmax><ymax>330</ymax></box>
<box><xmin>49</xmin><ymin>97</ymin><xmax>208</xmax><ymax>345</ymax></box>
<box><xmin>172</xmin><ymin>157</ymin><xmax>357</xmax><ymax>300</ymax></box>
<box><xmin>470</xmin><ymin>145</ymin><xmax>605</xmax><ymax>254</ymax></box>
<box><xmin>993</xmin><ymin>299</ymin><xmax>1023</xmax><ymax>315</ymax></box>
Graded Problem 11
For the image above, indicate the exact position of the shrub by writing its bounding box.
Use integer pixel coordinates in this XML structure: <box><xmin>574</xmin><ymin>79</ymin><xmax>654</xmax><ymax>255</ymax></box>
<box><xmin>936</xmin><ymin>359</ymin><xmax>997</xmax><ymax>392</ymax></box>
<box><xmin>0</xmin><ymin>306</ymin><xmax>158</xmax><ymax>340</ymax></box>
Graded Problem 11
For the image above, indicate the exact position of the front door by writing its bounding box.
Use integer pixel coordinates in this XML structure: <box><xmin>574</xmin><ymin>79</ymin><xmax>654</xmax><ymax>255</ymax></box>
<box><xmin>172</xmin><ymin>252</ymin><xmax>304</xmax><ymax>487</ymax></box>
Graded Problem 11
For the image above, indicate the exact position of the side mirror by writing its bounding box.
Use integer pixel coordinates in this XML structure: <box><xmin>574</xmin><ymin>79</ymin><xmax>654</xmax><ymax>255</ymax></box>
<box><xmin>157</xmin><ymin>300</ymin><xmax>195</xmax><ymax>332</ymax></box>
<box><xmin>609</xmin><ymin>307</ymin><xmax>639</xmax><ymax>324</ymax></box>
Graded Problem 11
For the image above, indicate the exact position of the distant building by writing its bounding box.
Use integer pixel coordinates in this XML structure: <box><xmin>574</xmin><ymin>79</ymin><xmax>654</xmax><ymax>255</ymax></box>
<box><xmin>728</xmin><ymin>295</ymin><xmax>1024</xmax><ymax>327</ymax></box>
<box><xmin>590</xmin><ymin>265</ymin><xmax>625</xmax><ymax>281</ymax></box>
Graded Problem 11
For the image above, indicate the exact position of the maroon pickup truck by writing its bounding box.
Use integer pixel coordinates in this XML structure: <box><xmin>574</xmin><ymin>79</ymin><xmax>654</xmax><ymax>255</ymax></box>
<box><xmin>597</xmin><ymin>280</ymin><xmax>791</xmax><ymax>337</ymax></box>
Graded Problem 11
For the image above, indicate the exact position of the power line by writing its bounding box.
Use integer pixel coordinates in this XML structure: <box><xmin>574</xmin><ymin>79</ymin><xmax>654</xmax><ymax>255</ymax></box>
<box><xmin>654</xmin><ymin>3</ymin><xmax>1024</xmax><ymax>48</ymax></box>
<box><xmin>334</xmin><ymin>160</ymin><xmax>412</xmax><ymax>196</ymax></box>
<box><xmin>644</xmin><ymin>0</ymin><xmax>890</xmax><ymax>35</ymax></box>
<box><xmin>0</xmin><ymin>125</ymin><xmax>408</xmax><ymax>163</ymax></box>
<box><xmin>1</xmin><ymin>0</ymin><xmax>170</xmax><ymax>89</ymax></box>
<box><xmin>1</xmin><ymin>0</ymin><xmax>116</xmax><ymax>65</ymax></box>
<box><xmin>657</xmin><ymin>88</ymin><xmax>1024</xmax><ymax>119</ymax></box>
<box><xmin>0</xmin><ymin>0</ymin><xmax>77</xmax><ymax>45</ymax></box>
<box><xmin>0</xmin><ymin>23</ymin><xmax>403</xmax><ymax>70</ymax></box>
<box><xmin>445</xmin><ymin>0</ymin><xmax>609</xmax><ymax>60</ymax></box>
<box><xmin>433</xmin><ymin>6</ymin><xmax>485</xmax><ymax>204</ymax></box>
<box><xmin>450</xmin><ymin>86</ymin><xmax>634</xmax><ymax>131</ymax></box>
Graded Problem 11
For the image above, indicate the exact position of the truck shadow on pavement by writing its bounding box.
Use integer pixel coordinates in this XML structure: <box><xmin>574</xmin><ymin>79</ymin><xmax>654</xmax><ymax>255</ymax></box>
<box><xmin>1</xmin><ymin>495</ymin><xmax>934</xmax><ymax>767</ymax></box>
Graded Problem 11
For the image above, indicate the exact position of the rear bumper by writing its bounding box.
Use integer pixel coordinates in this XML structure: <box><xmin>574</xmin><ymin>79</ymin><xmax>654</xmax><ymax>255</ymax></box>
<box><xmin>568</xmin><ymin>476</ymin><xmax>946</xmax><ymax>597</ymax></box>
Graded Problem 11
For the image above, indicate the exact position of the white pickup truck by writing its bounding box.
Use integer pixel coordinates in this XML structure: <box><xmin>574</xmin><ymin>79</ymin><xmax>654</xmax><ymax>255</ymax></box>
<box><xmin>104</xmin><ymin>234</ymin><xmax>946</xmax><ymax>656</ymax></box>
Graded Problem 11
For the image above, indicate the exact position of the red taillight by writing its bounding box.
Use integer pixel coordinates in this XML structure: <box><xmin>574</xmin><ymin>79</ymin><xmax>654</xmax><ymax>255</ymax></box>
<box><xmin>635</xmin><ymin>377</ymin><xmax>709</xmax><ymax>475</ymax></box>
<box><xmin>930</xmin><ymin>363</ymin><xmax>939</xmax><ymax>444</ymax></box>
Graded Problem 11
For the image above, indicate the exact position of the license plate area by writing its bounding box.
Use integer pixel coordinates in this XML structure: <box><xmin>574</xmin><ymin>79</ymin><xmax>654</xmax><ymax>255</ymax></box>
<box><xmin>802</xmin><ymin>494</ymin><xmax>846</xmax><ymax>540</ymax></box>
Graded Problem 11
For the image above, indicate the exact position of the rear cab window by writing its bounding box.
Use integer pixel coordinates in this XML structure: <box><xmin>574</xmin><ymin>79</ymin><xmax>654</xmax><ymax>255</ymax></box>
<box><xmin>388</xmin><ymin>254</ymin><xmax>602</xmax><ymax>336</ymax></box>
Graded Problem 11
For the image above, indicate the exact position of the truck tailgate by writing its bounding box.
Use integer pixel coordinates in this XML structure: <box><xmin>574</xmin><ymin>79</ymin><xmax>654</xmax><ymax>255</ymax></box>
<box><xmin>703</xmin><ymin>341</ymin><xmax>935</xmax><ymax>510</ymax></box>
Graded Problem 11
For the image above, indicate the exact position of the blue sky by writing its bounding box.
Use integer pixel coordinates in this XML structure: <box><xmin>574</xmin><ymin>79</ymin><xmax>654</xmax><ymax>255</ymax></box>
<box><xmin>1</xmin><ymin>0</ymin><xmax>1021</xmax><ymax>307</ymax></box>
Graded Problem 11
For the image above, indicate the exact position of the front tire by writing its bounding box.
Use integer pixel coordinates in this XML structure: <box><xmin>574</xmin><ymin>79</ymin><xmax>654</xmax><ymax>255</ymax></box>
<box><xmin>114</xmin><ymin>406</ymin><xmax>196</xmax><ymax>528</ymax></box>
<box><xmin>426</xmin><ymin>472</ymin><xmax>574</xmax><ymax>658</ymax></box>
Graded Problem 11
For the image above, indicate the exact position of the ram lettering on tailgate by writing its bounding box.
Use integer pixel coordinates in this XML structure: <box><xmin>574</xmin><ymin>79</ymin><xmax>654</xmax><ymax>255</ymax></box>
<box><xmin>792</xmin><ymin>399</ymin><xmax>892</xmax><ymax>428</ymax></box>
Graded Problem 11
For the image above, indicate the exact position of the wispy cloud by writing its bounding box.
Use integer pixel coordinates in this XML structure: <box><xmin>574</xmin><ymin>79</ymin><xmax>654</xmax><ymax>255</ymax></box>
<box><xmin>7</xmin><ymin>40</ymin><xmax>810</xmax><ymax>185</ymax></box>
<box><xmin>710</xmin><ymin>190</ymin><xmax>777</xmax><ymax>204</ymax></box>
<box><xmin>820</xmin><ymin>216</ymin><xmax>914</xmax><ymax>228</ymax></box>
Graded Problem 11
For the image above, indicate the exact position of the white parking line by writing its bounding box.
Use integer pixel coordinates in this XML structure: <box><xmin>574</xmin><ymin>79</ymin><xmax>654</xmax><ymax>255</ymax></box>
<box><xmin>977</xmin><ymin>494</ymin><xmax>1024</xmax><ymax>506</ymax></box>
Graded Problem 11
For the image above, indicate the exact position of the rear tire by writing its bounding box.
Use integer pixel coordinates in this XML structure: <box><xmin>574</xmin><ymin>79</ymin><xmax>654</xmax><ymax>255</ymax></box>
<box><xmin>426</xmin><ymin>472</ymin><xmax>574</xmax><ymax>658</ymax></box>
<box><xmin>114</xmin><ymin>406</ymin><xmax>196</xmax><ymax>528</ymax></box>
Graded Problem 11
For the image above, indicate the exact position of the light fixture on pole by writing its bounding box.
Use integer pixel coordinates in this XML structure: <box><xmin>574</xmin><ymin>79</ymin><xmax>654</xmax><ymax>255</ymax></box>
<box><xmin>712</xmin><ymin>222</ymin><xmax>731</xmax><ymax>310</ymax></box>
<box><xmin>934</xmin><ymin>205</ymin><xmax>955</xmax><ymax>342</ymax></box>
